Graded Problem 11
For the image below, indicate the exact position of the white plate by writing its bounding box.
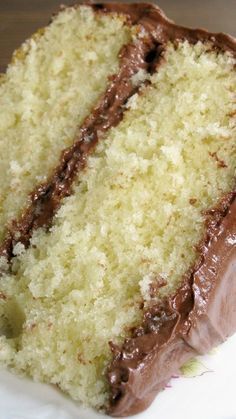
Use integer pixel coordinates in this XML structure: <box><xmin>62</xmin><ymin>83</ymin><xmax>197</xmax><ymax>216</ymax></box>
<box><xmin>0</xmin><ymin>334</ymin><xmax>236</xmax><ymax>419</ymax></box>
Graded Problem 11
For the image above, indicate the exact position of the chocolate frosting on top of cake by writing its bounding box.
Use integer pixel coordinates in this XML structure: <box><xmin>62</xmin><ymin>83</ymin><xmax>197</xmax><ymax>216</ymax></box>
<box><xmin>94</xmin><ymin>2</ymin><xmax>236</xmax><ymax>53</ymax></box>
<box><xmin>0</xmin><ymin>3</ymin><xmax>235</xmax><ymax>416</ymax></box>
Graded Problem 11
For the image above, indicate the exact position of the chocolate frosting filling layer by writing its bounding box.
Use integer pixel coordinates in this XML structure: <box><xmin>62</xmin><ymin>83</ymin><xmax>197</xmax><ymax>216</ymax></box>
<box><xmin>0</xmin><ymin>3</ymin><xmax>235</xmax><ymax>417</ymax></box>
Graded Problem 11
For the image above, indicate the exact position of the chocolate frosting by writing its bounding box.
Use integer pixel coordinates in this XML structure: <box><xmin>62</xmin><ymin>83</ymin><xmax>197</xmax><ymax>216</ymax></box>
<box><xmin>0</xmin><ymin>2</ymin><xmax>235</xmax><ymax>417</ymax></box>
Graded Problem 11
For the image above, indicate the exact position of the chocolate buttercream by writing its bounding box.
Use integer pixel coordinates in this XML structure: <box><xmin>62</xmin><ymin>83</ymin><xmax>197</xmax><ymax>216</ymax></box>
<box><xmin>0</xmin><ymin>3</ymin><xmax>235</xmax><ymax>417</ymax></box>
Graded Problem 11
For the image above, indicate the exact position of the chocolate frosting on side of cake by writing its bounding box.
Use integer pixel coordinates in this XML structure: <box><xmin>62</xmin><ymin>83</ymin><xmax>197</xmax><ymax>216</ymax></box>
<box><xmin>108</xmin><ymin>193</ymin><xmax>236</xmax><ymax>416</ymax></box>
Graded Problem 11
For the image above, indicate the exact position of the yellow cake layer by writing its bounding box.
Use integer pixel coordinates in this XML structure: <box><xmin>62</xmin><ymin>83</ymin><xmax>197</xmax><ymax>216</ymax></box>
<box><xmin>0</xmin><ymin>41</ymin><xmax>235</xmax><ymax>409</ymax></box>
<box><xmin>0</xmin><ymin>6</ymin><xmax>133</xmax><ymax>241</ymax></box>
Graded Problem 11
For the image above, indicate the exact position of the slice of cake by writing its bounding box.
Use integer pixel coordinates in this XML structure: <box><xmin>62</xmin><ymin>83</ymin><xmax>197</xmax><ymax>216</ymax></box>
<box><xmin>0</xmin><ymin>3</ymin><xmax>235</xmax><ymax>416</ymax></box>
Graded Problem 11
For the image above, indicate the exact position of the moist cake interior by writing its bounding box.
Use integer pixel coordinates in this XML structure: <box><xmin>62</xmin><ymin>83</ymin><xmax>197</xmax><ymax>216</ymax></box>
<box><xmin>0</xmin><ymin>17</ymin><xmax>235</xmax><ymax>410</ymax></box>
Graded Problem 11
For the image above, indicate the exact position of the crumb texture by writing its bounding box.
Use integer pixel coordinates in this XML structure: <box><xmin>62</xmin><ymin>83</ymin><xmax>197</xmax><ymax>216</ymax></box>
<box><xmin>0</xmin><ymin>41</ymin><xmax>235</xmax><ymax>409</ymax></box>
<box><xmin>0</xmin><ymin>6</ymin><xmax>132</xmax><ymax>241</ymax></box>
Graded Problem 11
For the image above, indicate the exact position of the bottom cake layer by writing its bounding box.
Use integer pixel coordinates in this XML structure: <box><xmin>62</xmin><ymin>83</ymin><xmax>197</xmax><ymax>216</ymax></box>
<box><xmin>0</xmin><ymin>40</ymin><xmax>236</xmax><ymax>412</ymax></box>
